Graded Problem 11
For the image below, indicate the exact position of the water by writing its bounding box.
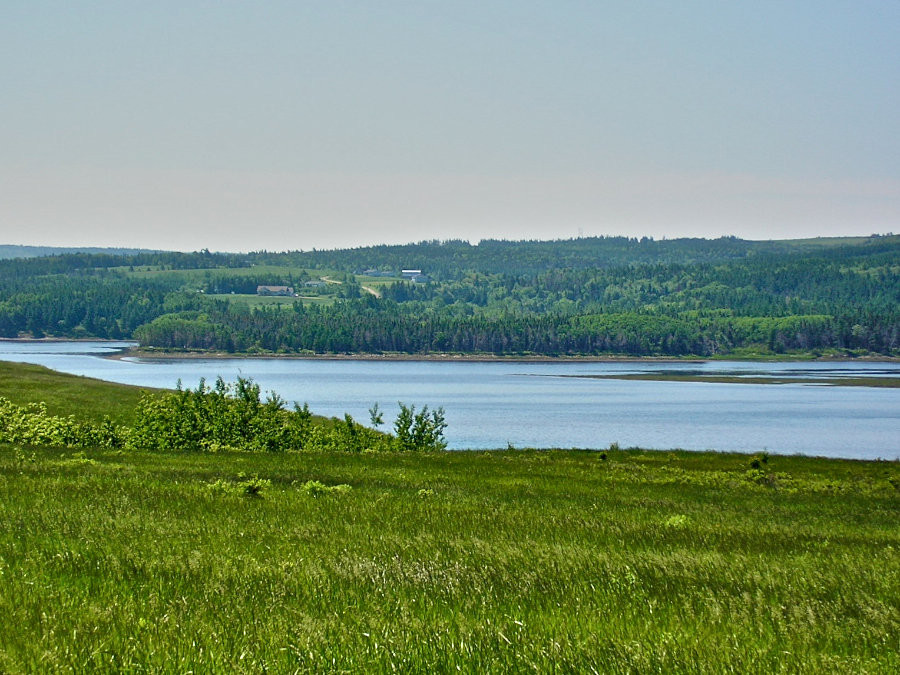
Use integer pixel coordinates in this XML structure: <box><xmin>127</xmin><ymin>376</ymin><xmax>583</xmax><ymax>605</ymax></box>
<box><xmin>2</xmin><ymin>340</ymin><xmax>899</xmax><ymax>460</ymax></box>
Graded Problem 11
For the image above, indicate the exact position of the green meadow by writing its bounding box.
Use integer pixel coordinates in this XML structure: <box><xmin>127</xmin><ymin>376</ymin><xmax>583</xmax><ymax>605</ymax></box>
<box><xmin>1</xmin><ymin>364</ymin><xmax>899</xmax><ymax>673</ymax></box>
<box><xmin>0</xmin><ymin>361</ymin><xmax>155</xmax><ymax>426</ymax></box>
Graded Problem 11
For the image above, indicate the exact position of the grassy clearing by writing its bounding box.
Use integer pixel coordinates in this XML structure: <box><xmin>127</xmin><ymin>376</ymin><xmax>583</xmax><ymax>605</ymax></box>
<box><xmin>121</xmin><ymin>265</ymin><xmax>343</xmax><ymax>281</ymax></box>
<box><xmin>355</xmin><ymin>275</ymin><xmax>403</xmax><ymax>286</ymax></box>
<box><xmin>207</xmin><ymin>294</ymin><xmax>336</xmax><ymax>308</ymax></box>
<box><xmin>1</xmin><ymin>444</ymin><xmax>899</xmax><ymax>673</ymax></box>
<box><xmin>777</xmin><ymin>236</ymin><xmax>874</xmax><ymax>248</ymax></box>
<box><xmin>121</xmin><ymin>264</ymin><xmax>395</xmax><ymax>292</ymax></box>
<box><xmin>0</xmin><ymin>361</ymin><xmax>158</xmax><ymax>426</ymax></box>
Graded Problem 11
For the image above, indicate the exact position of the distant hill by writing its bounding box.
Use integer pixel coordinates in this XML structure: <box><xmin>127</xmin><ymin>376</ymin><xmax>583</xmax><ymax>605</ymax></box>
<box><xmin>1</xmin><ymin>233</ymin><xmax>898</xmax><ymax>358</ymax></box>
<box><xmin>0</xmin><ymin>245</ymin><xmax>161</xmax><ymax>260</ymax></box>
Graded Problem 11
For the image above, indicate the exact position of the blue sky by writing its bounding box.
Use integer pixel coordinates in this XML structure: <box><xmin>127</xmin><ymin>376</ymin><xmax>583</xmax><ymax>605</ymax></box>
<box><xmin>1</xmin><ymin>1</ymin><xmax>898</xmax><ymax>251</ymax></box>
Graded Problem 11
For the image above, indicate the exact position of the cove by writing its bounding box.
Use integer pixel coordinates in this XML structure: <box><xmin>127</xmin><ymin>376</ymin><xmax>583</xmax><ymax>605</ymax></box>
<box><xmin>1</xmin><ymin>340</ymin><xmax>899</xmax><ymax>460</ymax></box>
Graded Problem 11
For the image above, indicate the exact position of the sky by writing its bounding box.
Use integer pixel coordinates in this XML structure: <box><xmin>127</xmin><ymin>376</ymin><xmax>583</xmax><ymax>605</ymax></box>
<box><xmin>1</xmin><ymin>1</ymin><xmax>899</xmax><ymax>252</ymax></box>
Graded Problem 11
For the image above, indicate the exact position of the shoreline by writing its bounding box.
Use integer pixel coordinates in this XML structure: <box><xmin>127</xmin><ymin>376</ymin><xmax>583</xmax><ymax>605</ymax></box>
<box><xmin>554</xmin><ymin>373</ymin><xmax>900</xmax><ymax>388</ymax></box>
<box><xmin>116</xmin><ymin>349</ymin><xmax>707</xmax><ymax>364</ymax></box>
<box><xmin>118</xmin><ymin>349</ymin><xmax>899</xmax><ymax>365</ymax></box>
<box><xmin>2</xmin><ymin>337</ymin><xmax>897</xmax><ymax>364</ymax></box>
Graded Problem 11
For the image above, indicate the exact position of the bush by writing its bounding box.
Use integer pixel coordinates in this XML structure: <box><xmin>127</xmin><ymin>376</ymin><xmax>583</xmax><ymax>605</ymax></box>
<box><xmin>129</xmin><ymin>379</ymin><xmax>448</xmax><ymax>454</ymax></box>
<box><xmin>299</xmin><ymin>480</ymin><xmax>352</xmax><ymax>497</ymax></box>
<box><xmin>5</xmin><ymin>378</ymin><xmax>449</xmax><ymax>455</ymax></box>
<box><xmin>237</xmin><ymin>475</ymin><xmax>271</xmax><ymax>497</ymax></box>
<box><xmin>326</xmin><ymin>413</ymin><xmax>393</xmax><ymax>453</ymax></box>
<box><xmin>206</xmin><ymin>474</ymin><xmax>272</xmax><ymax>498</ymax></box>
<box><xmin>0</xmin><ymin>397</ymin><xmax>127</xmax><ymax>449</ymax></box>
<box><xmin>128</xmin><ymin>377</ymin><xmax>316</xmax><ymax>453</ymax></box>
<box><xmin>393</xmin><ymin>403</ymin><xmax>448</xmax><ymax>452</ymax></box>
<box><xmin>749</xmin><ymin>452</ymin><xmax>769</xmax><ymax>470</ymax></box>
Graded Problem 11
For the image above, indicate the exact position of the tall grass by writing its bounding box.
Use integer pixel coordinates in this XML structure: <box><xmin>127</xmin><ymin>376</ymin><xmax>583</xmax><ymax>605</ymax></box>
<box><xmin>0</xmin><ymin>361</ymin><xmax>155</xmax><ymax>426</ymax></box>
<box><xmin>1</xmin><ymin>446</ymin><xmax>898</xmax><ymax>673</ymax></box>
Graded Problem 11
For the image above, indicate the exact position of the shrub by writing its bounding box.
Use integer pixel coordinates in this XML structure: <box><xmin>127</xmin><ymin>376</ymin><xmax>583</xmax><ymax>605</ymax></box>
<box><xmin>393</xmin><ymin>403</ymin><xmax>448</xmax><ymax>452</ymax></box>
<box><xmin>206</xmin><ymin>475</ymin><xmax>272</xmax><ymax>497</ymax></box>
<box><xmin>664</xmin><ymin>514</ymin><xmax>691</xmax><ymax>529</ymax></box>
<box><xmin>299</xmin><ymin>480</ymin><xmax>352</xmax><ymax>497</ymax></box>
<box><xmin>237</xmin><ymin>475</ymin><xmax>271</xmax><ymax>497</ymax></box>
<box><xmin>0</xmin><ymin>397</ymin><xmax>127</xmax><ymax>449</ymax></box>
<box><xmin>749</xmin><ymin>453</ymin><xmax>769</xmax><ymax>470</ymax></box>
<box><xmin>327</xmin><ymin>413</ymin><xmax>393</xmax><ymax>453</ymax></box>
<box><xmin>6</xmin><ymin>378</ymin><xmax>449</xmax><ymax>455</ymax></box>
<box><xmin>128</xmin><ymin>377</ymin><xmax>315</xmax><ymax>453</ymax></box>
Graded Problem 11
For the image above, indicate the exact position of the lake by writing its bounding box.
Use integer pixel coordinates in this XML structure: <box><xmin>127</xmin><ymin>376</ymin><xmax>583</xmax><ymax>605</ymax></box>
<box><xmin>1</xmin><ymin>340</ymin><xmax>899</xmax><ymax>460</ymax></box>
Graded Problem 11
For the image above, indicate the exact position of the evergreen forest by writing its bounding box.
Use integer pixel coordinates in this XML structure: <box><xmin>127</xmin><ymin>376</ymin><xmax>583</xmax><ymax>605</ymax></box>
<box><xmin>1</xmin><ymin>234</ymin><xmax>899</xmax><ymax>357</ymax></box>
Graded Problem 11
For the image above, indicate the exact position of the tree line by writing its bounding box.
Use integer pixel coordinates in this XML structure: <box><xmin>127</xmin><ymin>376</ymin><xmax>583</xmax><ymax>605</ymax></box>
<box><xmin>1</xmin><ymin>235</ymin><xmax>899</xmax><ymax>356</ymax></box>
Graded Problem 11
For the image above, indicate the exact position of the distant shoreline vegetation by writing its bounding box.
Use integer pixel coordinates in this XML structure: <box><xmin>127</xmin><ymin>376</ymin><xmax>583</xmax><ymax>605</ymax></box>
<box><xmin>1</xmin><ymin>234</ymin><xmax>898</xmax><ymax>358</ymax></box>
<box><xmin>121</xmin><ymin>345</ymin><xmax>897</xmax><ymax>364</ymax></box>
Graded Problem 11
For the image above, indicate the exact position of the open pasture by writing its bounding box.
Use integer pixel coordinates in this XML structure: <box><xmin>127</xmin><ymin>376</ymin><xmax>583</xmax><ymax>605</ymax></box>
<box><xmin>1</xmin><ymin>443</ymin><xmax>899</xmax><ymax>674</ymax></box>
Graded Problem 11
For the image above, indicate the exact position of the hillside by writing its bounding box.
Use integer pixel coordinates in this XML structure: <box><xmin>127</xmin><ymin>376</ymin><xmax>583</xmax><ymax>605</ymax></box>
<box><xmin>0</xmin><ymin>245</ymin><xmax>161</xmax><ymax>260</ymax></box>
<box><xmin>1</xmin><ymin>235</ymin><xmax>898</xmax><ymax>357</ymax></box>
<box><xmin>0</xmin><ymin>361</ymin><xmax>156</xmax><ymax>425</ymax></box>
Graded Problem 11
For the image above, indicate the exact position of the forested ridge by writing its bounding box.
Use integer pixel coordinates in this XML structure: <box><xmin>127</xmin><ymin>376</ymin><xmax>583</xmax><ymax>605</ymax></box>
<box><xmin>2</xmin><ymin>235</ymin><xmax>898</xmax><ymax>356</ymax></box>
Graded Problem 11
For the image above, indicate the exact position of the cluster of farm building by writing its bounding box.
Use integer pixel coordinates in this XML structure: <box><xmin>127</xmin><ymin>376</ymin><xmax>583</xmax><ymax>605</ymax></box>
<box><xmin>256</xmin><ymin>269</ymin><xmax>429</xmax><ymax>297</ymax></box>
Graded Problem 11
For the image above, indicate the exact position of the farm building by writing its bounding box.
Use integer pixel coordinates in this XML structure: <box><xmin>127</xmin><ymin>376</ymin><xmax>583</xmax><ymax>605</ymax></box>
<box><xmin>256</xmin><ymin>285</ymin><xmax>295</xmax><ymax>296</ymax></box>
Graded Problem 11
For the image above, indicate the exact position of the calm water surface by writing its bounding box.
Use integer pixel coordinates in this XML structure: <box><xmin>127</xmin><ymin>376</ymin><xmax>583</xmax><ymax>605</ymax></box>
<box><xmin>2</xmin><ymin>341</ymin><xmax>899</xmax><ymax>460</ymax></box>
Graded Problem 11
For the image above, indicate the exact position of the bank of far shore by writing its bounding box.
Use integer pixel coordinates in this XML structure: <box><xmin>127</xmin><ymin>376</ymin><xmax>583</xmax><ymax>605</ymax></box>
<box><xmin>116</xmin><ymin>348</ymin><xmax>713</xmax><ymax>363</ymax></box>
<box><xmin>2</xmin><ymin>336</ymin><xmax>898</xmax><ymax>364</ymax></box>
<box><xmin>120</xmin><ymin>347</ymin><xmax>899</xmax><ymax>365</ymax></box>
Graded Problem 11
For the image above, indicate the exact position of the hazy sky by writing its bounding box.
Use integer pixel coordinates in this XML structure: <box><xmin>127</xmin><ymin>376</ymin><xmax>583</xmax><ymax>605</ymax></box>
<box><xmin>2</xmin><ymin>1</ymin><xmax>899</xmax><ymax>252</ymax></box>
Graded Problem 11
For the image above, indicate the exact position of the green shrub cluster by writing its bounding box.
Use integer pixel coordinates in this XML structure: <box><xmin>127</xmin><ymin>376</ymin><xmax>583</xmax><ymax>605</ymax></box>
<box><xmin>2</xmin><ymin>378</ymin><xmax>447</xmax><ymax>454</ymax></box>
<box><xmin>128</xmin><ymin>377</ymin><xmax>445</xmax><ymax>453</ymax></box>
<box><xmin>393</xmin><ymin>403</ymin><xmax>448</xmax><ymax>452</ymax></box>
<box><xmin>0</xmin><ymin>397</ymin><xmax>127</xmax><ymax>449</ymax></box>
<box><xmin>128</xmin><ymin>377</ymin><xmax>312</xmax><ymax>452</ymax></box>
<box><xmin>298</xmin><ymin>479</ymin><xmax>352</xmax><ymax>496</ymax></box>
<box><xmin>207</xmin><ymin>473</ymin><xmax>273</xmax><ymax>497</ymax></box>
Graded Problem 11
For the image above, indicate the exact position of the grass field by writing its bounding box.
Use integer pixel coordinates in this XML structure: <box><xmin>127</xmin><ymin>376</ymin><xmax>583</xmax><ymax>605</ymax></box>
<box><xmin>0</xmin><ymin>361</ymin><xmax>158</xmax><ymax>425</ymax></box>
<box><xmin>119</xmin><ymin>264</ymin><xmax>400</xmax><ymax>294</ymax></box>
<box><xmin>2</xmin><ymin>445</ymin><xmax>899</xmax><ymax>673</ymax></box>
<box><xmin>1</xmin><ymin>365</ymin><xmax>899</xmax><ymax>673</ymax></box>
